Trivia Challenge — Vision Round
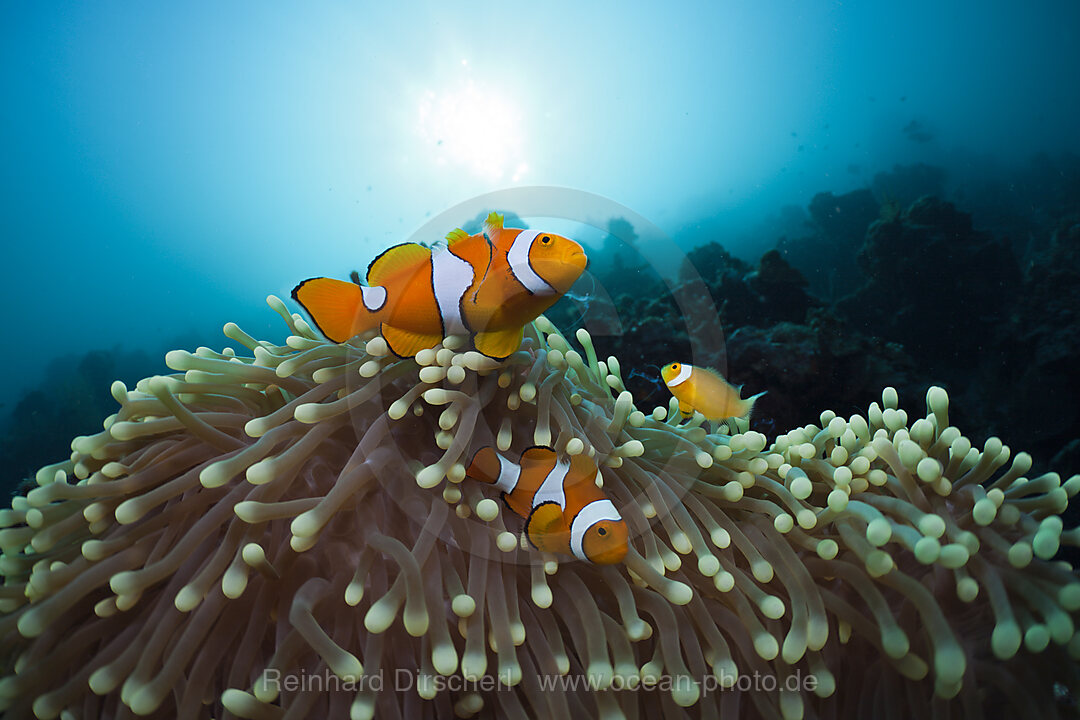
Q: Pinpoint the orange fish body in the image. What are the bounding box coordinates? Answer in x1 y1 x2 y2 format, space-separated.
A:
467 214 581 330
660 362 764 421
466 446 628 565
292 213 587 359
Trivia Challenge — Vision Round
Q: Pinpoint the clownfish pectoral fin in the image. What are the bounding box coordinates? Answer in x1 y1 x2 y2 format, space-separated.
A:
525 502 568 554
366 242 431 286
472 326 525 360
380 324 443 358
445 228 470 244
292 277 370 343
466 447 501 485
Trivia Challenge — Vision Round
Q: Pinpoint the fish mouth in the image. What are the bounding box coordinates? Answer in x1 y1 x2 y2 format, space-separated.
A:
589 542 628 565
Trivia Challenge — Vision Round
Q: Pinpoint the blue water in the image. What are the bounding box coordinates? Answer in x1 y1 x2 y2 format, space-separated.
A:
3 1 1080 488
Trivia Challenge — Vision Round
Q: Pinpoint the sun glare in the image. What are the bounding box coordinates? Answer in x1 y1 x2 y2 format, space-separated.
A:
417 79 528 182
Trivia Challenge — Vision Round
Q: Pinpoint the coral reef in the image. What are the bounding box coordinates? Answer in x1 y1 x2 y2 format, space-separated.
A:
871 163 946 210
576 188 1078 482
1008 221 1080 471
838 196 1020 371
952 153 1080 258
723 312 918 441
775 189 878 300
547 236 907 437
2 298 1079 719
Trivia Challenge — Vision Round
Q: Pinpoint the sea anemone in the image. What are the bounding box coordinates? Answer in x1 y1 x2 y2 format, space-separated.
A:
1 295 1078 719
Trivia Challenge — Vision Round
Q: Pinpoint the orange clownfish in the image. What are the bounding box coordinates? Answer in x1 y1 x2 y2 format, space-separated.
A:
292 213 588 359
466 446 628 565
660 362 765 421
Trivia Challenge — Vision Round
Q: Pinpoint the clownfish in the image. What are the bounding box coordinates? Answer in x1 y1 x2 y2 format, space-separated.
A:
660 362 765 421
466 446 628 565
292 213 588 359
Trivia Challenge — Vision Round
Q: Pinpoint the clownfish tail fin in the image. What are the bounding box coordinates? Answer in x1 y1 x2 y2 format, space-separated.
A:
466 447 501 485
742 390 767 418
292 277 387 343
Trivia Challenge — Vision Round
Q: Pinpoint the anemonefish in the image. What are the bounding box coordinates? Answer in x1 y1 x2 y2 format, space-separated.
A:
660 362 766 421
465 446 628 565
292 213 588 359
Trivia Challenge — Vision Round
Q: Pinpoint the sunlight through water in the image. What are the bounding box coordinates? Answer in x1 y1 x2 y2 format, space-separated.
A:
416 73 528 183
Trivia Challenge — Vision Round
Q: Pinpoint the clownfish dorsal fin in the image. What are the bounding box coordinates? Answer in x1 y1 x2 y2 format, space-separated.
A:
697 366 729 384
473 326 525 360
445 228 470 245
519 445 555 470
698 366 741 394
483 212 505 238
379 323 443 358
366 242 431 287
525 501 568 553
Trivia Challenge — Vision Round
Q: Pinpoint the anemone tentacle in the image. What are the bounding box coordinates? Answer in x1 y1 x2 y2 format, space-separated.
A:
1 296 1078 719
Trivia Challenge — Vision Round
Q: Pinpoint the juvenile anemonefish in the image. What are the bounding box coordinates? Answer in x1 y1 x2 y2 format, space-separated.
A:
292 213 588 359
466 446 628 565
660 362 766 421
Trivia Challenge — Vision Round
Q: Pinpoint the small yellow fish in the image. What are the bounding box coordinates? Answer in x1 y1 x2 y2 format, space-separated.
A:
660 362 765 421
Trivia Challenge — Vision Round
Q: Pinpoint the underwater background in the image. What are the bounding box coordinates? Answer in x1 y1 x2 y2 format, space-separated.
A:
6 4 1080 719
3 0 1080 501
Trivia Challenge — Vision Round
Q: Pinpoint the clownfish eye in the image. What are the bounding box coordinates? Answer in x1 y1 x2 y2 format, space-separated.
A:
597 527 607 536
671 363 679 370
541 235 551 244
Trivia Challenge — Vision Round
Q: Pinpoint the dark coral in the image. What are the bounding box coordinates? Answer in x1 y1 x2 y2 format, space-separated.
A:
546 179 1079 511
838 196 1021 371
1006 221 1080 472
724 310 918 439
777 189 880 300
0 349 168 496
871 163 946 209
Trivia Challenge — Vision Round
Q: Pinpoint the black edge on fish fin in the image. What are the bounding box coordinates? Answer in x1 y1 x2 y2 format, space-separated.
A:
524 501 563 551
427 255 448 341
290 277 333 341
519 445 556 465
291 277 366 343
472 326 524 360
366 242 430 286
379 323 442 358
